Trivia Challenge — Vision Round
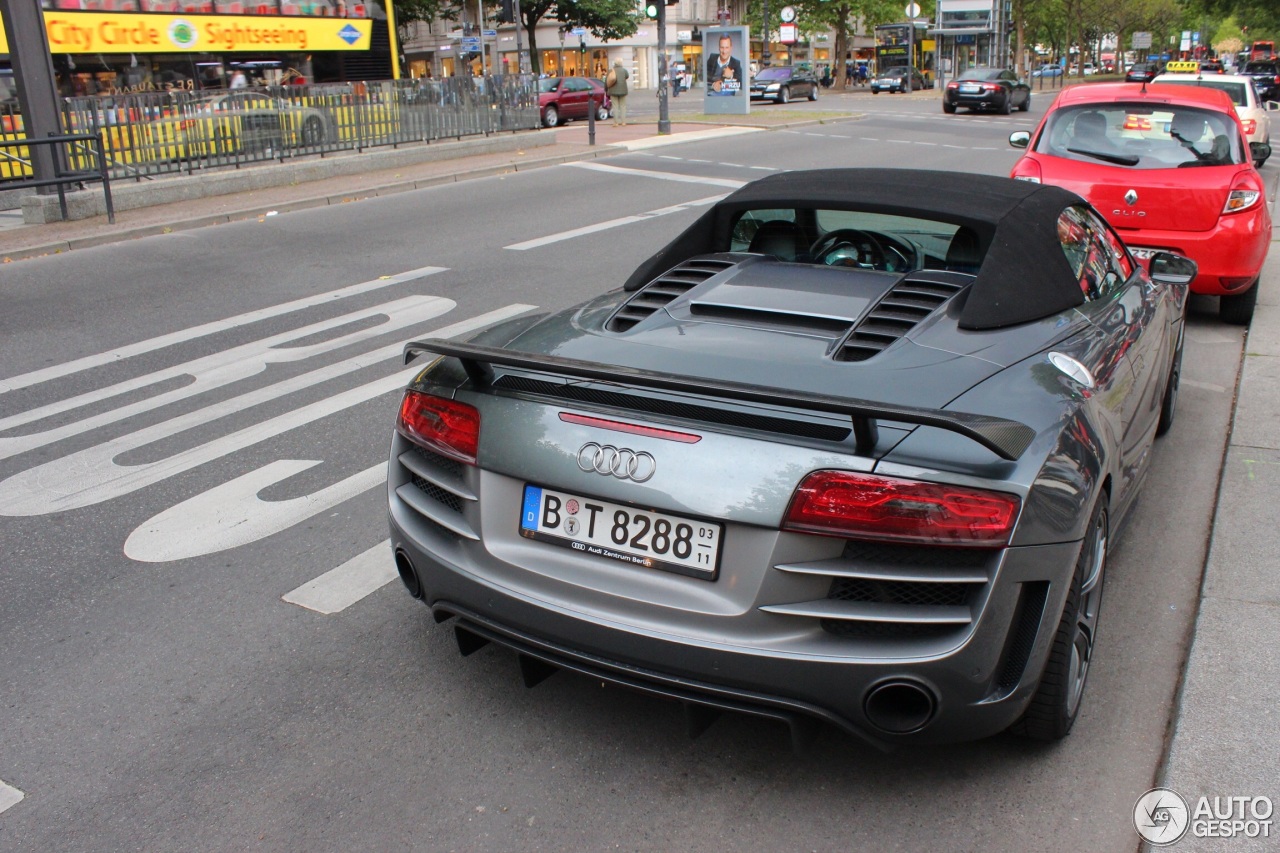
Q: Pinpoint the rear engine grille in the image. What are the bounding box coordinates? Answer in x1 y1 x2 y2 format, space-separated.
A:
411 476 463 513
765 539 997 641
834 275 969 362
994 581 1049 694
491 374 851 442
606 258 737 332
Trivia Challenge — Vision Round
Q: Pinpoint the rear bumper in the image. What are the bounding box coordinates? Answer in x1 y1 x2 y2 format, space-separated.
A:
390 496 1084 745
945 91 1005 109
1119 210 1271 295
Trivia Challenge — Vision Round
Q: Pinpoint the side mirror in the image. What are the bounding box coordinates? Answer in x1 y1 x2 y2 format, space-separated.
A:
1266 101 1280 112
1009 130 1031 149
1250 141 1272 162
1148 251 1197 285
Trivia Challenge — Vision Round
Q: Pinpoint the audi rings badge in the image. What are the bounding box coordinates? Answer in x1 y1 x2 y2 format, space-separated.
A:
577 443 657 483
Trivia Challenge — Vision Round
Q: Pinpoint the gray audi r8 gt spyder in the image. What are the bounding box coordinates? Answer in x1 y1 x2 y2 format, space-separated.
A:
387 170 1192 748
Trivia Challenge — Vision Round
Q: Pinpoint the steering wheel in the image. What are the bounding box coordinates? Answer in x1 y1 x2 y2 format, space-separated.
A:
810 229 887 269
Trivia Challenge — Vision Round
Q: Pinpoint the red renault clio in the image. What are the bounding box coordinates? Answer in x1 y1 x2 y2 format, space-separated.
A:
1009 82 1272 323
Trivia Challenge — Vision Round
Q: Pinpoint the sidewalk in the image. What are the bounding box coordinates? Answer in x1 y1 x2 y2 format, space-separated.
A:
1155 245 1280 848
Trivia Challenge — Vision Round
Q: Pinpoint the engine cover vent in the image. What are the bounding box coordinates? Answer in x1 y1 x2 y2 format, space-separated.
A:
607 257 737 332
833 273 970 362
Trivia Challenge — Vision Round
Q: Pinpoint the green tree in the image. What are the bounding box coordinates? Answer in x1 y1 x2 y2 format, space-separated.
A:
394 0 457 49
747 0 897 85
513 0 640 75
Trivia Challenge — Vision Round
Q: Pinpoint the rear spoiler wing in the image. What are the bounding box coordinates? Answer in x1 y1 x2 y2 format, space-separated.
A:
403 339 1035 462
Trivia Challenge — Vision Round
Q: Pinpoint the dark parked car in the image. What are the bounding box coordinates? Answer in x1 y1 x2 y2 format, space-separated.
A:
944 67 1031 114
389 169 1192 747
1125 62 1162 83
538 76 611 128
1241 61 1280 101
871 66 927 93
749 66 819 104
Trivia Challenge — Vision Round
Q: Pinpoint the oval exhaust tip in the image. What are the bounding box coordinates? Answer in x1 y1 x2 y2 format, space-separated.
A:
863 680 937 734
394 549 423 599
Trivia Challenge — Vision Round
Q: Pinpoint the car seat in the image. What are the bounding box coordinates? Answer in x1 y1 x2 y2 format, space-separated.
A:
1073 111 1111 148
945 226 983 275
747 220 808 262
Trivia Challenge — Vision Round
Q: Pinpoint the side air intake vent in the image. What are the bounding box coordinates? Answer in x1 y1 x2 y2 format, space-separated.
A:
834 275 969 362
606 258 737 332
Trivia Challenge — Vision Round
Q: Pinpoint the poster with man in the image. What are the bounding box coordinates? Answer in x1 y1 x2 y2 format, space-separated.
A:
703 26 750 115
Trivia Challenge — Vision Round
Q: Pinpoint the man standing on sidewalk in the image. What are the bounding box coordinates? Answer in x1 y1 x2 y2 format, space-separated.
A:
606 60 629 126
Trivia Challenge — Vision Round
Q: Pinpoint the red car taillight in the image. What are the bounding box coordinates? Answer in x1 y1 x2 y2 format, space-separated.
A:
1241 118 1257 135
947 81 959 89
782 471 1020 547
1123 114 1152 131
396 390 480 464
1011 157 1042 183
1222 173 1265 214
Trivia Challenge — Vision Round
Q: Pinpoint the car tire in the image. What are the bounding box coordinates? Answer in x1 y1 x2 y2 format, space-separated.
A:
808 85 818 102
943 101 957 114
998 93 1012 115
1156 325 1184 436
300 115 326 146
596 104 610 121
871 87 879 94
542 105 559 128
1019 91 1031 111
1220 281 1259 325
778 86 790 104
1008 498 1108 741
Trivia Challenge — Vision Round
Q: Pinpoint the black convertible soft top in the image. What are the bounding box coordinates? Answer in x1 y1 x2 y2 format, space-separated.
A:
623 169 1089 330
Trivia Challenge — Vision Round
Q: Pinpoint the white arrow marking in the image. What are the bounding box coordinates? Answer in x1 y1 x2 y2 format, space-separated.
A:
124 460 387 562
0 780 24 814
282 540 398 614
0 266 445 394
0 304 534 517
0 295 456 461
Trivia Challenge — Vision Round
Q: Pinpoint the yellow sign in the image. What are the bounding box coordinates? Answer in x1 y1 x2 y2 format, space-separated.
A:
1164 60 1200 73
0 11 372 54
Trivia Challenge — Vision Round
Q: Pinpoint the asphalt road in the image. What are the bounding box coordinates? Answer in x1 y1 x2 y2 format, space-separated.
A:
0 96 1253 851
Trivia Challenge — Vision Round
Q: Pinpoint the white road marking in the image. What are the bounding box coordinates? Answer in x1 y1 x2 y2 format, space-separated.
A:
0 780 23 814
124 460 388 562
1182 379 1228 393
611 126 763 150
0 267 445 394
658 155 683 160
505 195 726 250
0 305 534 517
561 161 747 188
687 158 711 163
282 540 397 614
717 162 743 168
0 296 456 461
749 165 776 171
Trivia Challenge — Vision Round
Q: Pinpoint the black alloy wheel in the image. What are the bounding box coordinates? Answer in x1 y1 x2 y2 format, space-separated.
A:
1009 499 1109 741
998 91 1012 114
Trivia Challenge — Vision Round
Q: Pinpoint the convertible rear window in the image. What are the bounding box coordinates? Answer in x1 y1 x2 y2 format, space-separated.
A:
728 208 972 274
1036 103 1246 168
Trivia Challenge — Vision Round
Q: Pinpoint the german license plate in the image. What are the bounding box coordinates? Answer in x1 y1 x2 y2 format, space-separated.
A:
519 484 722 580
1130 246 1175 260
960 84 980 93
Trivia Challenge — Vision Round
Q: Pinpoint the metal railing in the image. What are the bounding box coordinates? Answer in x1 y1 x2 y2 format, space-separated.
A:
0 132 114 222
1 75 540 186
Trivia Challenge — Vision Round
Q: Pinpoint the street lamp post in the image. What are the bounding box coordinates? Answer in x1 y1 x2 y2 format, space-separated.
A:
558 27 565 75
656 1 671 134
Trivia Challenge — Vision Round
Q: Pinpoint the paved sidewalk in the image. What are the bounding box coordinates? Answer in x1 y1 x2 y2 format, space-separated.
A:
1154 246 1280 849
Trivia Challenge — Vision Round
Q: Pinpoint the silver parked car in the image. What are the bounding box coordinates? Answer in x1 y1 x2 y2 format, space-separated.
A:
388 169 1191 748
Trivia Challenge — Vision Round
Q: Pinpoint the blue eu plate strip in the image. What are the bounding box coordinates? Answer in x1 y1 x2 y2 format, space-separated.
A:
521 485 542 531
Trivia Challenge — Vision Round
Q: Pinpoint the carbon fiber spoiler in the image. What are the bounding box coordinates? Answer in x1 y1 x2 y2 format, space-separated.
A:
403 339 1035 461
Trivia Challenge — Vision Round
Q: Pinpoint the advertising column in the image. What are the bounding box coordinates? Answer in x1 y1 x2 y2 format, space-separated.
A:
703 26 749 115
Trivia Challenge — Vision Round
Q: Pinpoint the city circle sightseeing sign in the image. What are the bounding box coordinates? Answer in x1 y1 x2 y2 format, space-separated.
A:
0 11 372 54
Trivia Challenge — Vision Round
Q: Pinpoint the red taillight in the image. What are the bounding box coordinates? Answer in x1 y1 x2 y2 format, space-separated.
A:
1241 118 1257 135
1011 157 1042 183
947 81 959 89
396 390 480 464
1123 114 1152 131
783 471 1020 547
1223 173 1264 214
983 83 1000 91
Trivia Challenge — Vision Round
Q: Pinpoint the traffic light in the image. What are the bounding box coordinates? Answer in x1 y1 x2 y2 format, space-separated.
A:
645 3 658 18
498 0 514 24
